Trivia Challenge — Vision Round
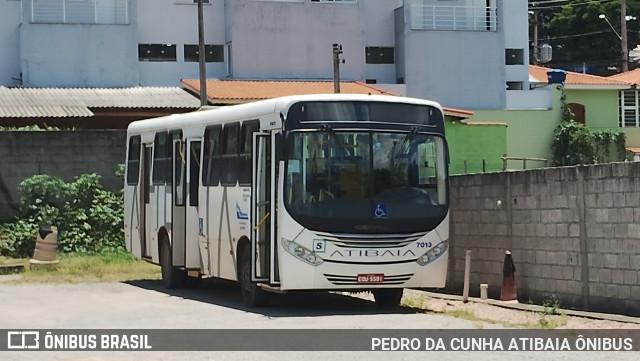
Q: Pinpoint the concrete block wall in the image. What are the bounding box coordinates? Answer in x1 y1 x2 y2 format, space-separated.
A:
448 162 640 315
0 131 126 220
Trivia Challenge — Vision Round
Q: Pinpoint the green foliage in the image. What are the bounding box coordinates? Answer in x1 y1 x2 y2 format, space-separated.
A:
550 119 596 166
550 90 626 166
0 125 61 131
0 170 124 258
534 0 640 72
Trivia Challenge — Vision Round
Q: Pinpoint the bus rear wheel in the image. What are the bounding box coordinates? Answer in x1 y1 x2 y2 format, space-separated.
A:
239 246 268 307
160 236 185 289
372 288 404 308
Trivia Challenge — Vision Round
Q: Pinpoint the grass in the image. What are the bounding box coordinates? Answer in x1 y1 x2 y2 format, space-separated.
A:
536 296 568 328
0 252 160 283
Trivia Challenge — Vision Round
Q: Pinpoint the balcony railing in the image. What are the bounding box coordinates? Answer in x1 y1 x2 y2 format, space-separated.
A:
32 0 129 25
410 5 497 31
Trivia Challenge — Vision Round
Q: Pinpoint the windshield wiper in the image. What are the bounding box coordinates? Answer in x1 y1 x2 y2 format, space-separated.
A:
391 127 419 168
320 124 351 156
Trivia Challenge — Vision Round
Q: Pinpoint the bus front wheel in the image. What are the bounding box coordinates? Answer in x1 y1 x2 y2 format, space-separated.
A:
160 236 185 289
239 246 268 307
372 288 404 308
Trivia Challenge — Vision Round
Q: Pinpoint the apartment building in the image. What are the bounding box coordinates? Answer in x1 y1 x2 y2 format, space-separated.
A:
0 0 530 109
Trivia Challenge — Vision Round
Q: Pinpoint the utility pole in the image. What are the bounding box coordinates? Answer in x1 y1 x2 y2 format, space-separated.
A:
332 43 343 93
197 0 208 106
621 0 629 72
532 9 539 65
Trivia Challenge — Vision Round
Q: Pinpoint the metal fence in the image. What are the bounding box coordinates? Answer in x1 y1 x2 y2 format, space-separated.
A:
410 5 497 31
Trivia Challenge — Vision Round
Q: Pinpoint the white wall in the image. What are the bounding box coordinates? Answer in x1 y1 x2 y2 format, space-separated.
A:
0 0 23 86
226 0 365 80
136 0 227 85
400 16 506 108
503 0 530 90
20 23 139 87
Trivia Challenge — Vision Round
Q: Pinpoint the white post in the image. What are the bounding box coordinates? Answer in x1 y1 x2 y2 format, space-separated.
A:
462 249 471 303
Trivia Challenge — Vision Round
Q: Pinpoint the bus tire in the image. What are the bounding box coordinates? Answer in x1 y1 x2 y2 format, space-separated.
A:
372 288 403 308
160 235 185 289
239 246 268 307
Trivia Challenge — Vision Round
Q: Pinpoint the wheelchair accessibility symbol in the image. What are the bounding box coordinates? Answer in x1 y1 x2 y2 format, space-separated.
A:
373 203 387 218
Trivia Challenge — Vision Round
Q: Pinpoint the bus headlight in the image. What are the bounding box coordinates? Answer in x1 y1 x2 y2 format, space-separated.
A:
416 239 449 266
282 238 324 266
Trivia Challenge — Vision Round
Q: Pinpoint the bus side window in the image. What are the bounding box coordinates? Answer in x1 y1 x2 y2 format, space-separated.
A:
221 123 240 186
167 130 182 185
203 125 221 186
189 141 201 207
174 141 186 206
126 135 141 186
152 131 169 185
238 120 260 186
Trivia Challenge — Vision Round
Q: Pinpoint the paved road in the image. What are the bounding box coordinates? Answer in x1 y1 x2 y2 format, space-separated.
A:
0 279 637 361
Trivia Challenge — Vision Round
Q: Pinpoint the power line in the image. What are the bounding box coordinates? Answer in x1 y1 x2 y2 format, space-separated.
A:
529 0 616 10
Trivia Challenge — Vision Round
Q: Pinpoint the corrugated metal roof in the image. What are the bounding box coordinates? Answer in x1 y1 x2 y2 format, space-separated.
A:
0 87 200 118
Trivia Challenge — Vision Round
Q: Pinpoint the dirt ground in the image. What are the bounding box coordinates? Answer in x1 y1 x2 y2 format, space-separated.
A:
401 290 640 329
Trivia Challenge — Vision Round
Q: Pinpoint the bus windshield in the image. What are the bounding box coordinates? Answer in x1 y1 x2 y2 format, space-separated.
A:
284 130 448 234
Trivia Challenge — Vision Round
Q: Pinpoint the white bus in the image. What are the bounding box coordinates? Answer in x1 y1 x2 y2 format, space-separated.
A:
124 94 449 307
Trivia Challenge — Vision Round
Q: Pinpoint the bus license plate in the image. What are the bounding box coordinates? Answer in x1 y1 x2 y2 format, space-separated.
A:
357 273 384 283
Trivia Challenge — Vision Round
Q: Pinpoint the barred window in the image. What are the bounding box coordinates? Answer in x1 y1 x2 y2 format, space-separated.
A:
619 90 640 127
32 0 129 25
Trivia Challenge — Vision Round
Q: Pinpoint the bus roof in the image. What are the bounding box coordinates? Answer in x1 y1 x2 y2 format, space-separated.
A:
126 93 443 136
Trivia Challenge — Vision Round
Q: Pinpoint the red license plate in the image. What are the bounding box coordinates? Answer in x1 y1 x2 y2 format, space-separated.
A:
357 273 384 283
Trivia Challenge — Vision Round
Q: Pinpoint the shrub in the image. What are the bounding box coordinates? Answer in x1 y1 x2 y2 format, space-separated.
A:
0 171 124 258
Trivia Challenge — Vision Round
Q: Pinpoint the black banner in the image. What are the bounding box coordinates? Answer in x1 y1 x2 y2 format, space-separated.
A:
2 329 639 352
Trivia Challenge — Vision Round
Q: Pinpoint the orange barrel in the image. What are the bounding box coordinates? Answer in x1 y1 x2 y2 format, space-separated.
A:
33 225 58 262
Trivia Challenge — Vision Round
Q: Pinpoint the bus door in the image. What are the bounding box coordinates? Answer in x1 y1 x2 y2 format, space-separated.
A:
186 139 203 269
141 144 152 259
251 132 277 283
172 139 186 268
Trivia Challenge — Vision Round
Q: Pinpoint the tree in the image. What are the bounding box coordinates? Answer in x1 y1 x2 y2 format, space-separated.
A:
530 0 640 74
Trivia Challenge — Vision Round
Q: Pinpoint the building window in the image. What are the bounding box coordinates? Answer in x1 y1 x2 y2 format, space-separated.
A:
366 79 377 84
226 42 233 76
173 0 210 4
506 82 523 90
506 49 524 65
32 0 129 24
311 0 356 3
619 90 640 127
184 45 224 62
365 47 394 64
410 0 497 31
138 44 177 62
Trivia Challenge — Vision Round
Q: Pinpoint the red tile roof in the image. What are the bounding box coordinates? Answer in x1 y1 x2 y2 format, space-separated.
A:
181 78 473 118
181 79 396 104
529 65 630 87
608 68 640 85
